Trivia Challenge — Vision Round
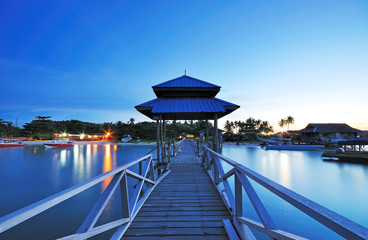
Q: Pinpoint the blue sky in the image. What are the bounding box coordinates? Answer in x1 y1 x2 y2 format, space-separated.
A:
1 0 367 131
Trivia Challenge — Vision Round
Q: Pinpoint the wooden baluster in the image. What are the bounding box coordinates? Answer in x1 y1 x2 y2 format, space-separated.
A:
120 171 130 219
235 171 243 218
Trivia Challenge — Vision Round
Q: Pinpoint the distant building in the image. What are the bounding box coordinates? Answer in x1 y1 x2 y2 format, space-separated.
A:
297 123 361 141
359 131 368 139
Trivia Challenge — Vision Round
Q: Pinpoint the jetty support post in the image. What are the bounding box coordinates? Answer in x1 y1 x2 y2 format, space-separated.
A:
206 119 209 144
160 115 165 163
213 113 218 153
156 119 160 164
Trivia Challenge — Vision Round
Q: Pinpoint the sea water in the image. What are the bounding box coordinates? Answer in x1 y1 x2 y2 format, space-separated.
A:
221 145 368 239
0 144 367 239
0 144 154 239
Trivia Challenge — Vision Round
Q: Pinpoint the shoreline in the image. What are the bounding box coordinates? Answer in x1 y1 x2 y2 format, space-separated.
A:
222 141 260 146
23 141 156 146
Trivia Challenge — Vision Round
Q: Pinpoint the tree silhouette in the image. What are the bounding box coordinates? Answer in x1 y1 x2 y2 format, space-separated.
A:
36 116 51 121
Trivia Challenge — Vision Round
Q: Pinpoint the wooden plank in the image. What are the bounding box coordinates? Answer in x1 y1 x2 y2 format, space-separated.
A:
129 221 224 228
143 202 226 207
145 198 225 203
125 227 227 236
136 211 230 217
123 236 228 240
139 206 228 211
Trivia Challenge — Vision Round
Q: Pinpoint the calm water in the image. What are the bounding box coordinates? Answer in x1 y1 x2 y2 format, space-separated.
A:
0 144 367 239
0 144 154 239
221 145 368 239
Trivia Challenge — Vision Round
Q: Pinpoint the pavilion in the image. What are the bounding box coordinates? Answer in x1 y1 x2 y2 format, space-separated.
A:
135 74 239 162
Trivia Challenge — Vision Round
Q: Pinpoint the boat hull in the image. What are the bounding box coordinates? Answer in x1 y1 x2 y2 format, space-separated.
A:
264 144 325 150
44 143 73 148
321 151 368 163
0 144 24 148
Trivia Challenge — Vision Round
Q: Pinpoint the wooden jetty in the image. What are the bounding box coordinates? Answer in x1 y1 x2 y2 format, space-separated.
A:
124 141 232 239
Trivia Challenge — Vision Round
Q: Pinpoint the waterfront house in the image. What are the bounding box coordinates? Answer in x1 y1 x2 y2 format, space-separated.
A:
297 123 361 142
359 131 368 139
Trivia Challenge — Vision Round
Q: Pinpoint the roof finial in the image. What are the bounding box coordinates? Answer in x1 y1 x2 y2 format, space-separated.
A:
184 69 186 75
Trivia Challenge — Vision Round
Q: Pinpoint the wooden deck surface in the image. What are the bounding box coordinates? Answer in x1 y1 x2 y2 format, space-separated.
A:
123 141 231 239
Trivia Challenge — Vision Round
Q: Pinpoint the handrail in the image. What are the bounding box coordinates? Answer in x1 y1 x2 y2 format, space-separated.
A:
201 144 368 240
173 139 185 156
0 154 171 239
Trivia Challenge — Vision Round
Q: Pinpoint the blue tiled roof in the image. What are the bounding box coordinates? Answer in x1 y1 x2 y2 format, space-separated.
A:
152 75 220 88
136 98 237 113
135 97 239 120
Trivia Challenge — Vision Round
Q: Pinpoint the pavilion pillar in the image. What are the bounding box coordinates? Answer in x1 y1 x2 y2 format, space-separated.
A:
156 119 160 163
160 115 165 163
213 113 218 153
163 119 167 162
206 119 209 143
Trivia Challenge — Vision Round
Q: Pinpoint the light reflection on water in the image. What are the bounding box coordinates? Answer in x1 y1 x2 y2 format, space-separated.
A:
0 143 153 239
102 144 117 189
279 153 290 188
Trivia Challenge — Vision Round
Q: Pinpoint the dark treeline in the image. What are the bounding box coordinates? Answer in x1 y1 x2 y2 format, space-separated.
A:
223 117 274 141
224 117 274 134
0 116 212 140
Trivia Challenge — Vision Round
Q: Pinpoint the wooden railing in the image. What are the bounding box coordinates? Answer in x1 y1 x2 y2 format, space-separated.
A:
173 139 185 156
0 154 170 239
201 144 368 240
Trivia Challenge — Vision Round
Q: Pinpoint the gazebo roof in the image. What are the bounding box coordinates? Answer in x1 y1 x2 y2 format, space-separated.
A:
152 75 220 97
136 75 239 120
135 97 239 120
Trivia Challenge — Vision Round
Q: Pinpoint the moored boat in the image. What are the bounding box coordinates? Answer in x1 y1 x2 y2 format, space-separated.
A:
0 139 24 148
44 141 73 148
322 148 368 163
121 135 132 143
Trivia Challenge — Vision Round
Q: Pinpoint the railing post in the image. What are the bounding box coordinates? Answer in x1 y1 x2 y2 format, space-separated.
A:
167 142 171 162
120 171 130 218
235 171 243 218
139 162 142 175
213 156 219 184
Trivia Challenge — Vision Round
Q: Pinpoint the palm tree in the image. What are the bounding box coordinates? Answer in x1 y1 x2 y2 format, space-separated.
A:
36 116 51 121
253 119 260 130
285 116 295 131
128 118 135 125
224 120 232 133
278 119 285 129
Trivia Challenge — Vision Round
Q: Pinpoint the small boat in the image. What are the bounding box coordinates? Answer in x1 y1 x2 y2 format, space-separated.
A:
121 136 132 143
322 148 368 163
0 139 24 148
263 144 325 150
44 141 73 148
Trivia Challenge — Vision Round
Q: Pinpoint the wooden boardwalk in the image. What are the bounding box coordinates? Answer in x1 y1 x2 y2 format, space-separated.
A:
124 141 231 239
